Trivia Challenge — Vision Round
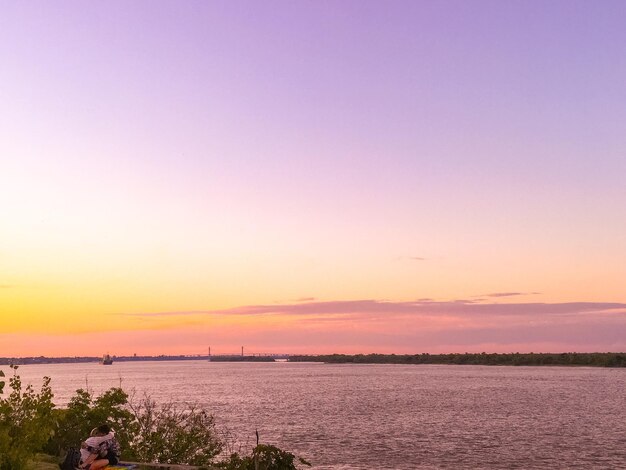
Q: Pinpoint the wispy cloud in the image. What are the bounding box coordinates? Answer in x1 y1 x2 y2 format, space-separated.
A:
394 256 428 262
483 292 541 298
116 299 626 319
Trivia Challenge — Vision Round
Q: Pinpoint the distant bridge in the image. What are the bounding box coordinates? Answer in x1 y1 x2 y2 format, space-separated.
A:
193 347 292 360
178 348 291 360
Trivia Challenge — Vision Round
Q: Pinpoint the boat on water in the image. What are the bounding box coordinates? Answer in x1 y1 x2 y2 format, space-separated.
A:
101 354 113 365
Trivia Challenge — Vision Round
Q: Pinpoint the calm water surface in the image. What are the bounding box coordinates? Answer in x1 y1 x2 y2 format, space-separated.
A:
13 361 626 469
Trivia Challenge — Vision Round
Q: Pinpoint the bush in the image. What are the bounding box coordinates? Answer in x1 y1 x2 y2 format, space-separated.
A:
46 387 136 456
47 388 222 466
0 365 55 470
219 444 311 470
125 394 223 465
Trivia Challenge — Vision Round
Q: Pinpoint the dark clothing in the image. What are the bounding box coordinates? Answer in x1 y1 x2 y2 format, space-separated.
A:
98 436 121 464
105 450 119 465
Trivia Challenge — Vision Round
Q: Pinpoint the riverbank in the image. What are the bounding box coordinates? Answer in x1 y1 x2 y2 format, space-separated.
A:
6 351 626 367
289 352 626 367
0 355 276 366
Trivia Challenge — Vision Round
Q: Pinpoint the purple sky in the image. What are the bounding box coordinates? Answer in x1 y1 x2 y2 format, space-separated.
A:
1 1 626 355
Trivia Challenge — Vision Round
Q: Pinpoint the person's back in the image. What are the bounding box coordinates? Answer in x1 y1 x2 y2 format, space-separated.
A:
79 426 115 469
99 433 121 465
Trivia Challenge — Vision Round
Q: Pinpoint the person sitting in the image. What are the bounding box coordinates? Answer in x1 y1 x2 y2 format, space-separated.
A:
96 424 121 466
79 425 115 470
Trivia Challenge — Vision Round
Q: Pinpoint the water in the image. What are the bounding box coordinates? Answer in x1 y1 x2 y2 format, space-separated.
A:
10 361 626 469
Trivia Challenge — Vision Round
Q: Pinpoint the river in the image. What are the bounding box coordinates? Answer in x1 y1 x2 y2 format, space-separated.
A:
11 360 626 469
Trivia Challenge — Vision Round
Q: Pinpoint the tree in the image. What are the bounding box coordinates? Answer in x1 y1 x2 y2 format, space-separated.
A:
47 386 136 456
0 365 55 470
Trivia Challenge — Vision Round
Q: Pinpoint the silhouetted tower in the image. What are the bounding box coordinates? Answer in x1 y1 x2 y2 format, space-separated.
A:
241 346 244 357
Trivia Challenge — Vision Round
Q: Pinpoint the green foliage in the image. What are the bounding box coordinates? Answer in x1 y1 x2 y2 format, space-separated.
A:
46 387 136 456
125 395 222 465
219 444 311 470
0 365 55 470
48 388 222 466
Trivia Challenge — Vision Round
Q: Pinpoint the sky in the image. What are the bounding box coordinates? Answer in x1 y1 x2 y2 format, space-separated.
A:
1 0 625 357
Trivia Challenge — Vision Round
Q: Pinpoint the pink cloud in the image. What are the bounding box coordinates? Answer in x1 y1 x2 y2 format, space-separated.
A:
3 300 625 356
116 299 626 319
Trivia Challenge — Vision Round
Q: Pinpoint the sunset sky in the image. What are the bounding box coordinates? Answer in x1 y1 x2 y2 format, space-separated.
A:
1 1 625 356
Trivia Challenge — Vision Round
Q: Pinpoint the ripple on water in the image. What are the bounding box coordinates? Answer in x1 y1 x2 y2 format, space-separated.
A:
13 362 626 469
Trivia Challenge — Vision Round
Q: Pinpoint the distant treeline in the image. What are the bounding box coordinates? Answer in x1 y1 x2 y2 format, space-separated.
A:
5 352 626 367
288 352 626 367
0 355 207 366
0 354 277 366
0 356 98 366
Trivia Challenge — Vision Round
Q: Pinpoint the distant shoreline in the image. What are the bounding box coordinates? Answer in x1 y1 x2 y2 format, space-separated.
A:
289 352 626 367
0 354 275 365
2 352 625 367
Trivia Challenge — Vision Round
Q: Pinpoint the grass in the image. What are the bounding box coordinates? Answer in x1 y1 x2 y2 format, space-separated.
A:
31 453 60 470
